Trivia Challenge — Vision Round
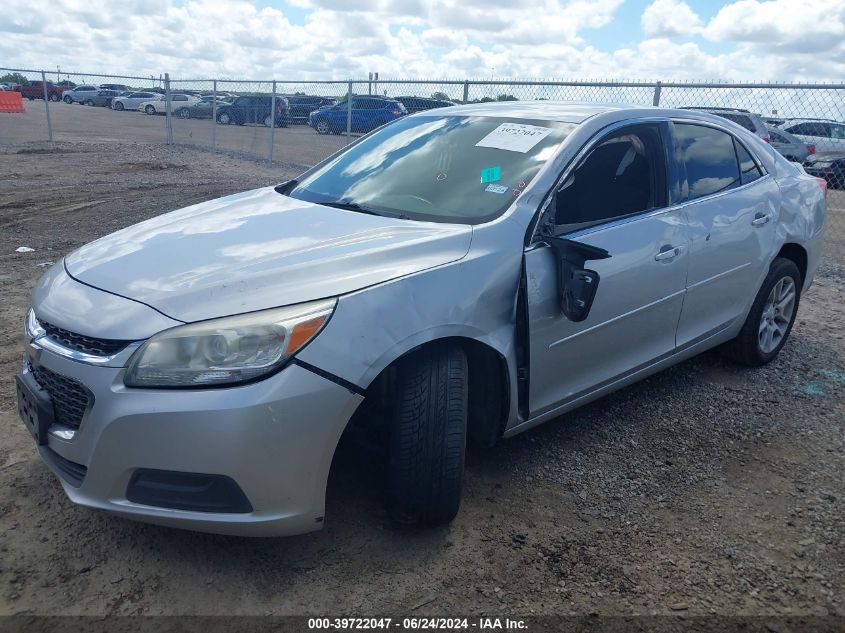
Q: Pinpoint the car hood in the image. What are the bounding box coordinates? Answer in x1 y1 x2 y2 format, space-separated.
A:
64 187 472 323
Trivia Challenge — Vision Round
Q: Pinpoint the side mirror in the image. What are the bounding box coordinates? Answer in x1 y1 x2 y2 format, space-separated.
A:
542 236 611 322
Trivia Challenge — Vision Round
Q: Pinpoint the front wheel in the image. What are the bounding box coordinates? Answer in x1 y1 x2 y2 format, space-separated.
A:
49 93 60 102
144 104 156 115
388 344 467 526
113 101 124 111
85 99 94 106
177 107 190 118
314 119 330 135
63 95 72 103
722 257 801 367
216 111 231 124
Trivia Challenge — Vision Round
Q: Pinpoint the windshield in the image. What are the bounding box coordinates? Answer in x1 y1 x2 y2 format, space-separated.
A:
287 115 574 224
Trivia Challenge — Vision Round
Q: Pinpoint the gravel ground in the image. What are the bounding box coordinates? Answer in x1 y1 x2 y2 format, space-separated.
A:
0 142 842 618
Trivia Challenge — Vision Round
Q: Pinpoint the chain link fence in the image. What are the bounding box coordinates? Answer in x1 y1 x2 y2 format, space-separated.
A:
1 68 843 263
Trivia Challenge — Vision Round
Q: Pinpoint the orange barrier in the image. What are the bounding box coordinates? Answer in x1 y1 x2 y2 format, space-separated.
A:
0 91 25 113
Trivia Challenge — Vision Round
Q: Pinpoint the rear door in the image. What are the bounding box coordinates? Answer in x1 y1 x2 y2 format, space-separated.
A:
525 122 690 415
671 122 778 348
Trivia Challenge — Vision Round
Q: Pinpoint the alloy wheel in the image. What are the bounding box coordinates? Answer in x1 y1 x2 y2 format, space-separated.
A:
758 276 796 354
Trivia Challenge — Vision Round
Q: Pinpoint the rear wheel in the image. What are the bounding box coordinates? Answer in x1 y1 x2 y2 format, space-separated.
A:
63 95 72 104
388 344 467 526
85 99 94 106
144 104 156 115
216 111 231 124
722 257 801 367
49 93 60 102
315 119 330 135
113 101 124 111
177 108 190 118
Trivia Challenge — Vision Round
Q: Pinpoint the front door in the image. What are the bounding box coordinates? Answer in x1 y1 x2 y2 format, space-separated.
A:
526 123 690 415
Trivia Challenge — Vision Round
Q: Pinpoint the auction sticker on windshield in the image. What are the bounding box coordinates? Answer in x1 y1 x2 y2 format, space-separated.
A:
476 123 553 153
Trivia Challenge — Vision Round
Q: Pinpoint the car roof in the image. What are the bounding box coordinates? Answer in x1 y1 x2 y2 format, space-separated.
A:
411 101 631 123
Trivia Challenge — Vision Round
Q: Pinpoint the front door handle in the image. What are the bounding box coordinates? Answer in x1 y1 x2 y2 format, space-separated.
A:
752 212 771 227
655 245 683 261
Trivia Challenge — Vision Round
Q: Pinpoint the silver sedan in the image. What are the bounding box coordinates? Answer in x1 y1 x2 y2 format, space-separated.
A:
17 103 826 536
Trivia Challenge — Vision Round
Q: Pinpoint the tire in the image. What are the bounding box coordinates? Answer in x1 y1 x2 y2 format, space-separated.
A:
144 104 156 115
114 101 124 111
216 111 231 124
49 93 60 102
177 108 190 118
315 119 330 135
85 99 94 106
722 257 801 367
63 95 72 103
264 114 273 127
388 344 468 526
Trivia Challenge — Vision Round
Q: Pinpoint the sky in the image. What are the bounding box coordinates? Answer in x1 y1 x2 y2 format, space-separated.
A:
1 0 844 82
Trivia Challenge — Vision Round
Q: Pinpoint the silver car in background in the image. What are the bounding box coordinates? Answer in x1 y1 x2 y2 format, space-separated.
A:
767 126 813 162
17 103 826 536
111 91 163 111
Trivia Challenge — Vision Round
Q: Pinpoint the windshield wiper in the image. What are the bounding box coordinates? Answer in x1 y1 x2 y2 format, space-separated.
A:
320 199 408 219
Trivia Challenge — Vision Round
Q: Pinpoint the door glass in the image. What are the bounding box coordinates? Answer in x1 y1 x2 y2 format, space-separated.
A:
555 125 665 229
674 124 741 200
734 140 763 185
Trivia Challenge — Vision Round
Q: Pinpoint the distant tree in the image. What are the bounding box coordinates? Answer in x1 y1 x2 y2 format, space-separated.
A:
0 72 29 85
496 94 517 101
477 96 495 103
431 91 450 101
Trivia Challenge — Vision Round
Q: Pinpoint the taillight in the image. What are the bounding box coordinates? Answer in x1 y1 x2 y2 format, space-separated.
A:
390 108 402 116
813 176 828 200
807 144 816 154
762 136 770 143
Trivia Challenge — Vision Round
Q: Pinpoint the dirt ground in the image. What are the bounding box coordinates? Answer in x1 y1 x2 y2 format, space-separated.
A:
0 141 842 618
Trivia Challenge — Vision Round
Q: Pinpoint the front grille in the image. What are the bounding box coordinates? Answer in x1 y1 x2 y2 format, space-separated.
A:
40 320 129 356
31 365 92 430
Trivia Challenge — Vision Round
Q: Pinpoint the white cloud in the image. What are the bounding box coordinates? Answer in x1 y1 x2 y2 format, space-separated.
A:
641 0 703 38
0 0 845 84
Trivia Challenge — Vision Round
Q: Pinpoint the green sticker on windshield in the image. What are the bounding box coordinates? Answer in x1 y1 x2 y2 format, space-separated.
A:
480 166 501 183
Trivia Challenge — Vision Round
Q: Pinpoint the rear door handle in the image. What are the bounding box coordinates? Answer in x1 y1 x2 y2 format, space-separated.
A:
655 245 683 261
752 212 771 227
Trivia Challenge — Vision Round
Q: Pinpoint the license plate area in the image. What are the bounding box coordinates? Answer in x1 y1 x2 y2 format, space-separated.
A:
16 372 54 446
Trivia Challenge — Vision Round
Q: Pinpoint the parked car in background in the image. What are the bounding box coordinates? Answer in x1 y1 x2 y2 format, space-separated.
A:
112 92 163 111
16 104 825 536
308 96 406 134
779 119 845 153
286 96 337 124
766 126 813 162
16 81 63 102
99 83 131 92
395 96 455 114
681 107 770 142
176 99 232 119
84 89 123 108
0 82 20 91
62 85 99 104
803 152 845 189
215 95 290 127
139 93 201 115
200 94 232 103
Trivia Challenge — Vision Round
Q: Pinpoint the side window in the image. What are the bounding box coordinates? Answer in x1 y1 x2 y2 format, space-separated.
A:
734 140 763 185
831 125 845 140
674 124 741 200
555 125 666 228
234 97 249 106
768 130 788 143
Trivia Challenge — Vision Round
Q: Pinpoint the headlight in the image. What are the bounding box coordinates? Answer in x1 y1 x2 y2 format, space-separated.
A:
124 298 335 388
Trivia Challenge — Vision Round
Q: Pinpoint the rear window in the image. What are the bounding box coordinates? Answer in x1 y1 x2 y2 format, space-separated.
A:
289 115 574 224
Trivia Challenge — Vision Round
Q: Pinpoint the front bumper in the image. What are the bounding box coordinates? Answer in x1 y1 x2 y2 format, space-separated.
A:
19 341 363 536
